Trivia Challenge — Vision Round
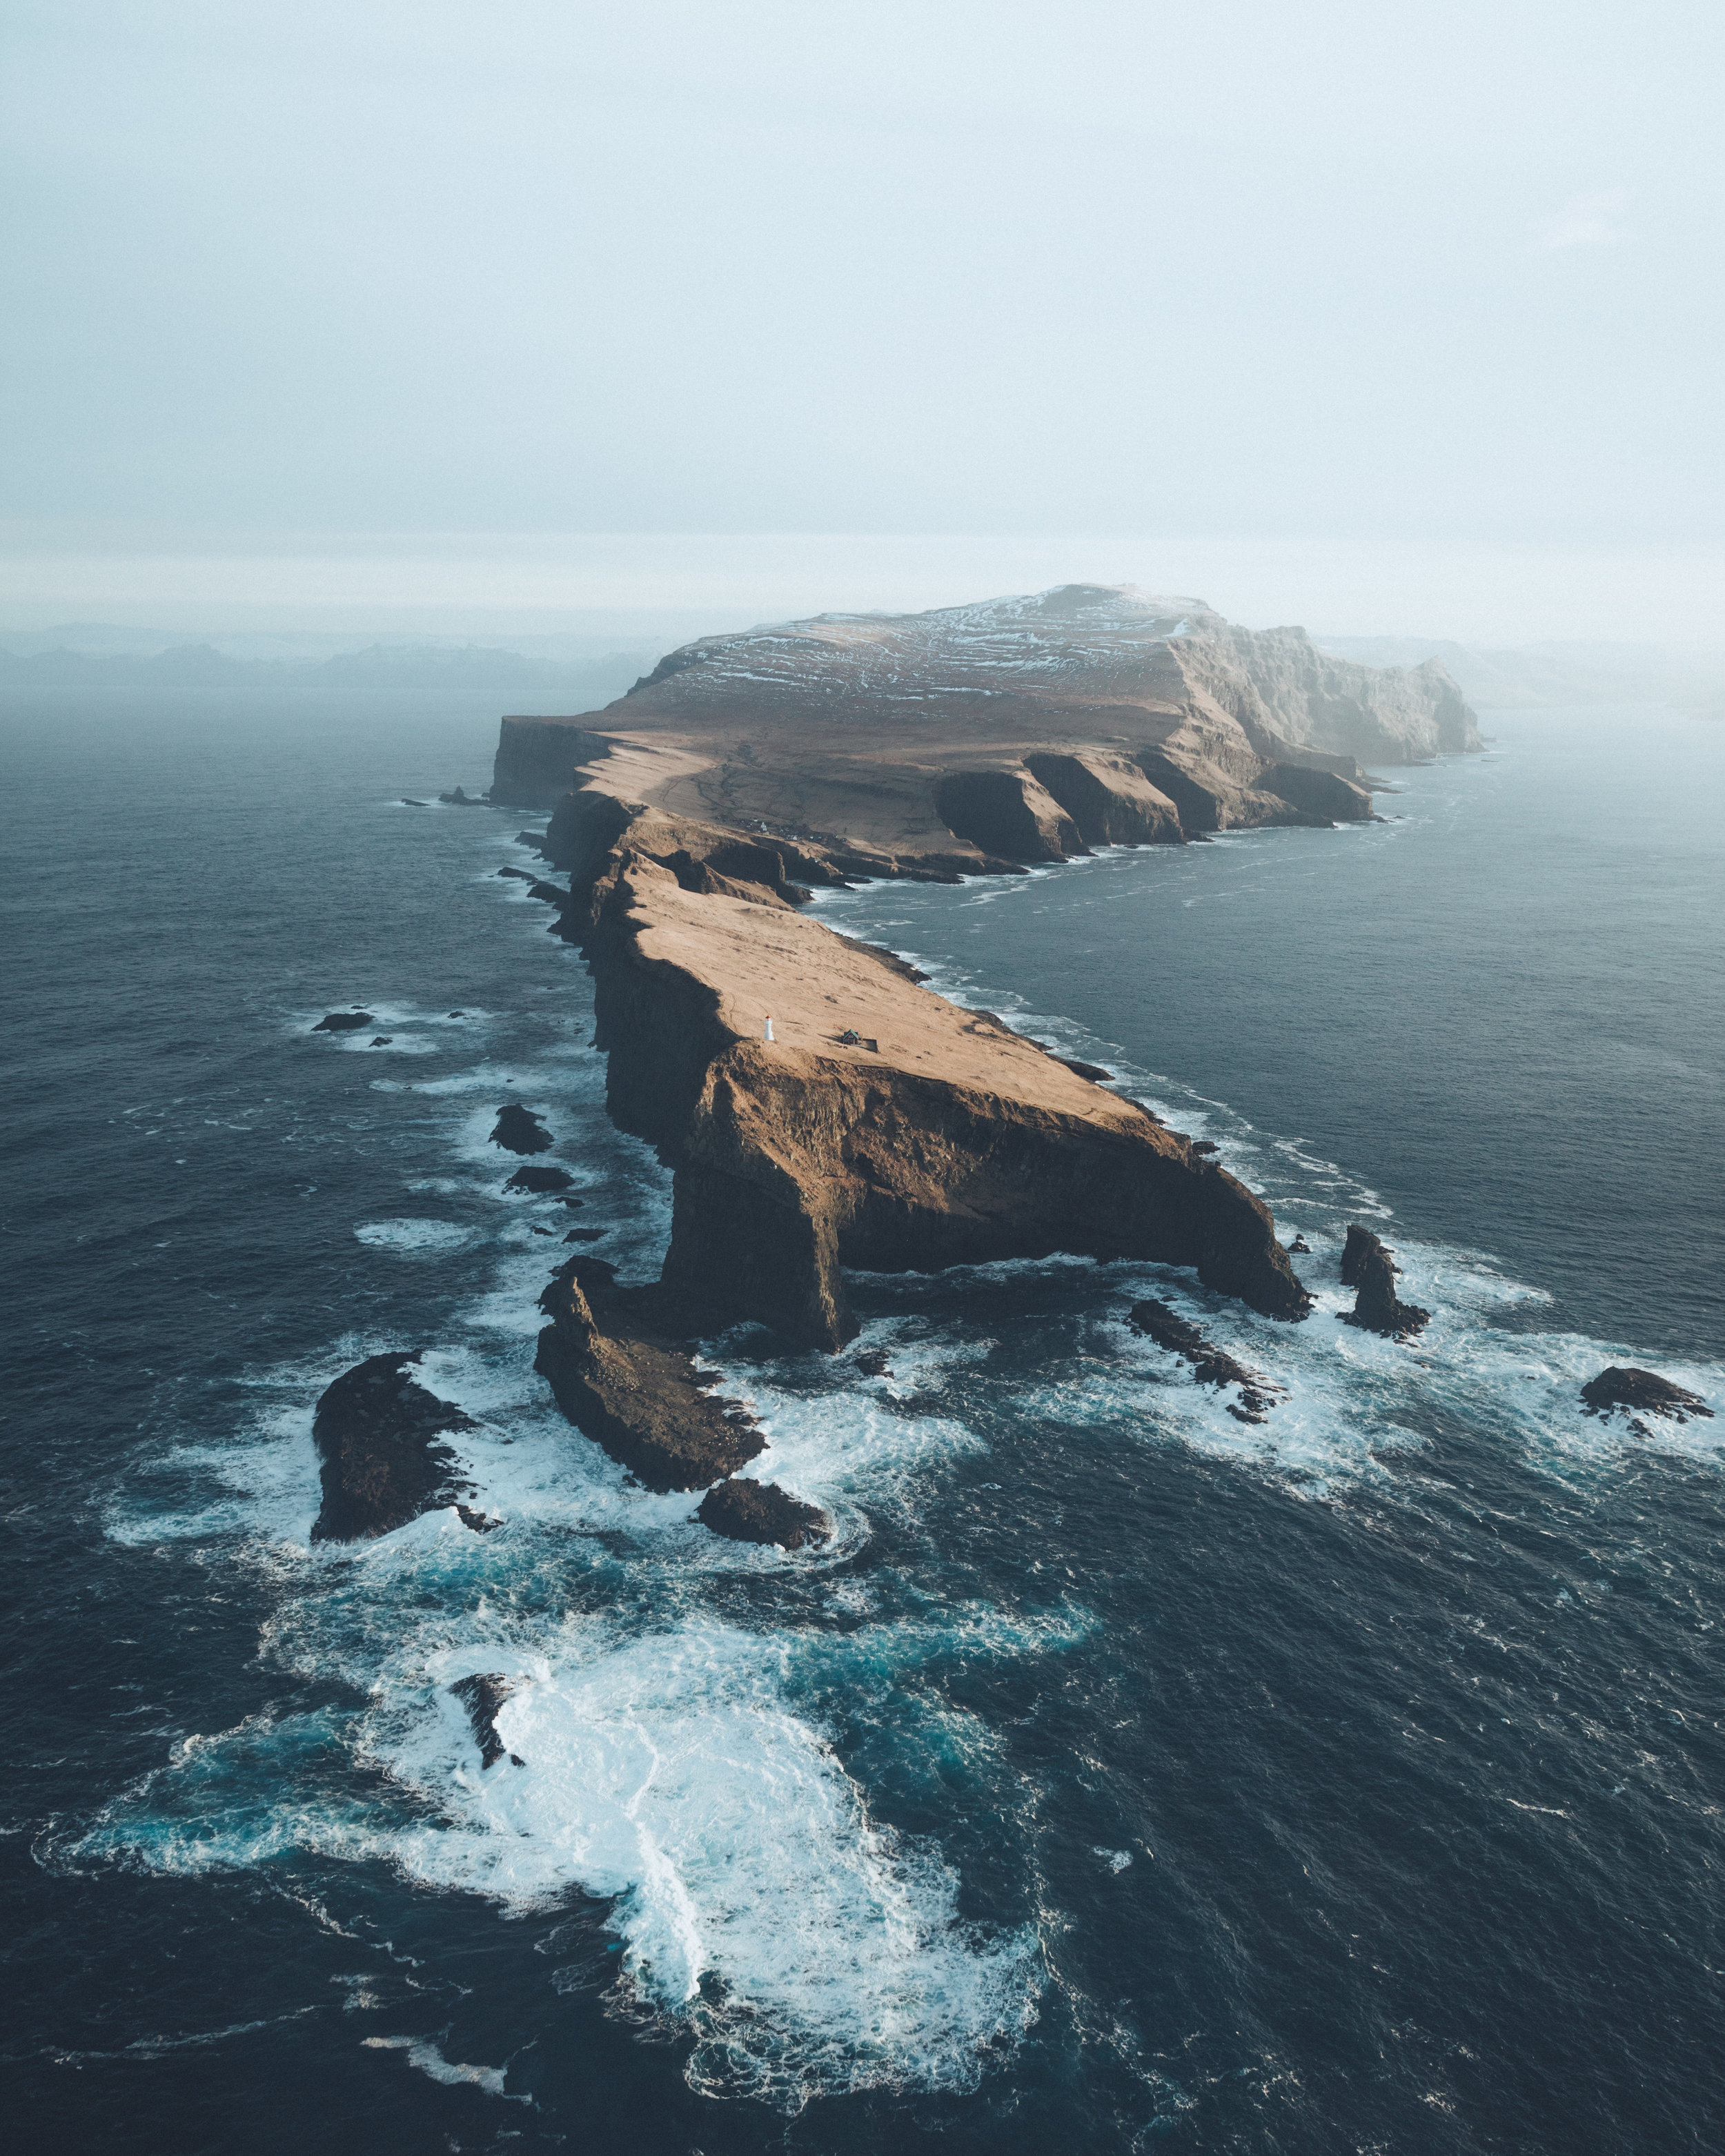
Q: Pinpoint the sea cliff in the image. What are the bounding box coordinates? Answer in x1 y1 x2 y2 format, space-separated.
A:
486 582 1483 1494
492 583 1478 835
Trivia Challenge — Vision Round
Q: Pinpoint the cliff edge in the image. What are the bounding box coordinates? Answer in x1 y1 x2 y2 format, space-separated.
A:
540 811 1310 1354
492 584 1479 840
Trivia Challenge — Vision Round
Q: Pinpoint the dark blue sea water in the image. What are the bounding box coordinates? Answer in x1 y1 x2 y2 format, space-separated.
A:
3 690 1721 2155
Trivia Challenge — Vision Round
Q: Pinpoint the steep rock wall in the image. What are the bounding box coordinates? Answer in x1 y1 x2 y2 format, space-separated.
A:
569 845 1311 1352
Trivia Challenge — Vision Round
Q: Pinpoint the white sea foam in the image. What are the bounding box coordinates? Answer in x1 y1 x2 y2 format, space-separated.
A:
88 856 1725 2120
361 2033 526 2099
354 1218 477 1255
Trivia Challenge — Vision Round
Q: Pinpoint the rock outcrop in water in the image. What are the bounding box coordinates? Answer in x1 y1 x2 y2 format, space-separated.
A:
1340 1225 1430 1340
477 584 1433 1525
504 1162 575 1195
313 1010 374 1033
1128 1296 1283 1423
448 1672 521 1769
491 1105 553 1154
696 1478 831 1550
1581 1366 1713 1431
535 1258 767 1490
310 1352 477 1541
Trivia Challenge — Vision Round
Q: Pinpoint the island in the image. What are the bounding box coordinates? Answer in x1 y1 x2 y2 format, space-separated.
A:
477 585 1477 1516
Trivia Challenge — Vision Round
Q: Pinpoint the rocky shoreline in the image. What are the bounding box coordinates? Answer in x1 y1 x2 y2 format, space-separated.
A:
301 584 1708 1561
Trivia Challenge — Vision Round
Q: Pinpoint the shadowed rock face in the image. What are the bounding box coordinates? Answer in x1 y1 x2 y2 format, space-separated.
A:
934 768 1083 862
1024 751 1185 847
1340 1225 1431 1340
310 1352 477 1541
696 1478 831 1550
534 1260 766 1490
448 1672 520 1769
1581 1367 1713 1425
491 1104 553 1154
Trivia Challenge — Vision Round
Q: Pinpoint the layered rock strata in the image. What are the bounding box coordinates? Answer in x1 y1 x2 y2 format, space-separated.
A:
491 585 1477 855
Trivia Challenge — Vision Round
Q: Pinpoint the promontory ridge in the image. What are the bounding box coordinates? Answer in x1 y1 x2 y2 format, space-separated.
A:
453 585 1468 1525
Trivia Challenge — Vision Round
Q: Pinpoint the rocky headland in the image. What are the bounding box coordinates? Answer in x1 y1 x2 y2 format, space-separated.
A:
491 583 1478 848
465 584 1491 1521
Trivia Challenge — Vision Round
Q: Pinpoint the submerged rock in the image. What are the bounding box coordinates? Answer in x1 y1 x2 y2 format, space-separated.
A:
851 1347 894 1378
1287 1234 1312 1254
439 786 489 806
313 1010 373 1033
310 1352 477 1541
491 1104 553 1154
503 1162 575 1194
1127 1297 1283 1423
1581 1366 1713 1428
696 1477 831 1550
1340 1225 1430 1340
448 1672 520 1768
369 1036 392 1046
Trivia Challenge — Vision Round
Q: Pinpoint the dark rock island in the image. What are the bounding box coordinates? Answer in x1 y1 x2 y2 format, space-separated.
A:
1340 1225 1430 1341
311 1352 478 1541
1581 1366 1713 1433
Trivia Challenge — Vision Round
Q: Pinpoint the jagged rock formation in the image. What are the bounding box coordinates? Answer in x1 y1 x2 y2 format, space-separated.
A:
490 586 1477 851
1340 1225 1431 1341
503 1162 575 1194
1581 1366 1713 1430
1127 1296 1283 1423
310 1352 477 1541
313 1010 373 1033
491 1104 553 1154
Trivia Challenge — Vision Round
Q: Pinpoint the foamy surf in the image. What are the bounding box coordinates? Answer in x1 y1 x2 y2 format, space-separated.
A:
69 814 1723 2130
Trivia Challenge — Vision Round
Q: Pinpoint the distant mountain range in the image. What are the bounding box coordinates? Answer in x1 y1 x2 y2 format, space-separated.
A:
0 633 662 707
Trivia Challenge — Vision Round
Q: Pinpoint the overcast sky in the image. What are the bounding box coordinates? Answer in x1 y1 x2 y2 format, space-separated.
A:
3 1 1721 640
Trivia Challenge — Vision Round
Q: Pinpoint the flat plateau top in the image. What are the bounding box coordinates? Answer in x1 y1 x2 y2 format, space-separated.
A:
620 856 1152 1131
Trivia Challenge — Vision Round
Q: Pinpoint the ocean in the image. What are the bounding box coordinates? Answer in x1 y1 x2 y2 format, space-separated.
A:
3 688 1720 2154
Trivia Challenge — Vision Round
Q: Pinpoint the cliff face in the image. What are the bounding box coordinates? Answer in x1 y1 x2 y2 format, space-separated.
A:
563 847 1310 1351
491 584 1479 827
